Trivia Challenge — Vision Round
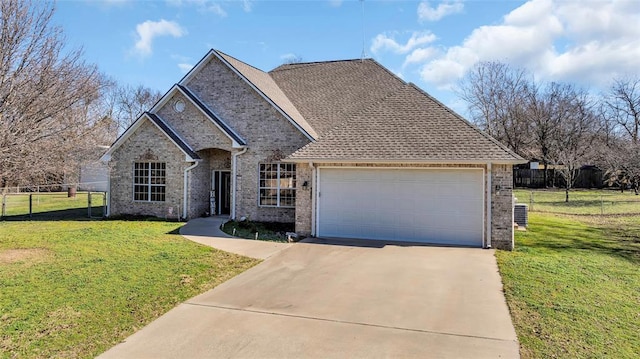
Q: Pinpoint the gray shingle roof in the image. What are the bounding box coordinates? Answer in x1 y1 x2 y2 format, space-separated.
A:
270 59 406 137
270 60 522 162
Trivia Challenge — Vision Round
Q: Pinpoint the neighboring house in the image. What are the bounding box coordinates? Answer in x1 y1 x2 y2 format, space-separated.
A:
101 50 524 250
79 161 109 192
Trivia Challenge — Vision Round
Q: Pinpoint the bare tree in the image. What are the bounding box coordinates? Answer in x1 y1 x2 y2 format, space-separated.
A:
598 76 640 193
548 86 599 202
282 54 303 65
602 140 640 194
0 0 103 188
606 77 640 143
458 61 532 156
113 84 162 134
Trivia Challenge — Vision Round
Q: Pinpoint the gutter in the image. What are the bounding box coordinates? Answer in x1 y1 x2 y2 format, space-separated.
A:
183 160 201 220
283 158 527 165
231 147 248 220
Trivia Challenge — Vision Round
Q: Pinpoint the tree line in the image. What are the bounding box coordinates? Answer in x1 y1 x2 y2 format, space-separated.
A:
0 0 160 189
458 61 640 200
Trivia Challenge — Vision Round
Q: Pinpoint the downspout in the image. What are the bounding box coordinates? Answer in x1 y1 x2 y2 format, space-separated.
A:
310 162 316 236
231 147 248 220
183 160 200 220
486 163 492 249
106 167 111 217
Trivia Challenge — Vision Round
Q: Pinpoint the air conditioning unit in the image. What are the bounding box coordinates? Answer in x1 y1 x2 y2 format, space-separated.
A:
514 204 528 228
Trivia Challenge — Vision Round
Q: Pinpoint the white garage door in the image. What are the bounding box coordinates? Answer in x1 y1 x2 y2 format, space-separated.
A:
317 168 484 247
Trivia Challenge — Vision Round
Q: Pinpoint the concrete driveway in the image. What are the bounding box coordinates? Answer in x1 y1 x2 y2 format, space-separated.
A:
100 237 519 358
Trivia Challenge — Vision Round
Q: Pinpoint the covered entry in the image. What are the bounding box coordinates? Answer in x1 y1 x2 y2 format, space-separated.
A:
316 167 484 246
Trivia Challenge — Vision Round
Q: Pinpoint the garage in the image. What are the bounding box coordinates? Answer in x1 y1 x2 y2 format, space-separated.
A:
317 168 484 247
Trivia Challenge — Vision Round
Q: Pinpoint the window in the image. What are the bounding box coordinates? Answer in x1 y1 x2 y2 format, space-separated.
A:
259 163 296 207
134 162 166 202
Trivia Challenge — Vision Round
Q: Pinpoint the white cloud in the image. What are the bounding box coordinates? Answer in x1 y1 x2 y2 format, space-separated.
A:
418 1 463 22
329 0 343 7
371 31 436 54
165 0 229 16
178 63 193 73
403 47 438 67
242 0 252 12
133 19 186 58
207 2 227 17
413 0 640 89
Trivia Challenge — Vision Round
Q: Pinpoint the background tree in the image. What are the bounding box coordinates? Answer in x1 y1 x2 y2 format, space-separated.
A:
600 76 640 193
606 77 640 143
113 84 162 134
458 61 532 156
547 87 599 201
0 0 104 188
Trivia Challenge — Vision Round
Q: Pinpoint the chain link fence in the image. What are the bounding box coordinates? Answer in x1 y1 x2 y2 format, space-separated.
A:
1 191 107 220
513 189 640 215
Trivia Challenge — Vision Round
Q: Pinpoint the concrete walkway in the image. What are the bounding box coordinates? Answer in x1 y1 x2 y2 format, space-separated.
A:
99 221 520 359
179 216 292 259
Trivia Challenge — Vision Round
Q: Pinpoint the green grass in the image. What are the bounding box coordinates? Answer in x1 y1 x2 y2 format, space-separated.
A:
1 192 106 219
0 220 259 358
221 220 295 242
496 212 640 358
514 188 640 215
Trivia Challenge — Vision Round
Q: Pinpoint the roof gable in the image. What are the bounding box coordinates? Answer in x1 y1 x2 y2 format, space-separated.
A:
179 49 317 140
150 84 246 148
101 112 200 162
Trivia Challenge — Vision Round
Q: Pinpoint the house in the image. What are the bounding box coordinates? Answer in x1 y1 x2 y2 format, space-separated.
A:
79 161 109 192
101 50 525 250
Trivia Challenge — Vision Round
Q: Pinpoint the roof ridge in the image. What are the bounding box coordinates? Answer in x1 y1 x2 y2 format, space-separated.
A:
406 83 524 161
270 58 375 73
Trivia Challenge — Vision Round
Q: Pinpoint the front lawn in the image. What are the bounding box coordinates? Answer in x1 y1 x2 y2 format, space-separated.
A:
0 220 259 358
497 212 640 358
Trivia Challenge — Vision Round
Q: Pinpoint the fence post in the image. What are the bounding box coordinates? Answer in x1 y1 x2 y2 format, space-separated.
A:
530 191 534 211
88 191 92 218
1 194 5 219
102 192 107 218
29 193 32 219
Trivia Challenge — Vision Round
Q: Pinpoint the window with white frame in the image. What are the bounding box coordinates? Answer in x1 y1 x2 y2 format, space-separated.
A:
133 162 166 202
259 163 296 207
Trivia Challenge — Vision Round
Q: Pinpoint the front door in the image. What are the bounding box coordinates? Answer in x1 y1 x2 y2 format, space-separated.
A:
212 171 231 215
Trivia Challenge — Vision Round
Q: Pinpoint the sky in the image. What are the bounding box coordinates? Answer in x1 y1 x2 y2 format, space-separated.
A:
54 0 640 115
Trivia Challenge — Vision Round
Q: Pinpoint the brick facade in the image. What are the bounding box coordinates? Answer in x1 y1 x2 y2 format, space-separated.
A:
110 54 310 224
490 164 514 250
108 120 186 219
183 56 309 223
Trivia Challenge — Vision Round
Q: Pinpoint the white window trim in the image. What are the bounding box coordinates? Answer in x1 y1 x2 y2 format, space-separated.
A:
133 162 167 203
258 162 296 208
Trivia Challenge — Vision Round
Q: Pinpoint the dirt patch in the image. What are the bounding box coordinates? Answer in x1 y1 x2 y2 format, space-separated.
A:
0 248 51 264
